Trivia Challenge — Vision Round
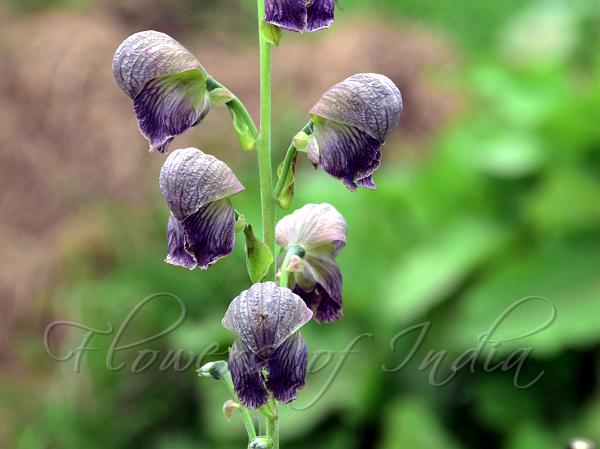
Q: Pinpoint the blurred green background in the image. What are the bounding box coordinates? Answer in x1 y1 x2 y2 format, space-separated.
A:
1 0 599 448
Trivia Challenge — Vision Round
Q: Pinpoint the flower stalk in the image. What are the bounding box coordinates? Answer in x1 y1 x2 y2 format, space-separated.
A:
256 0 276 282
222 371 258 441
273 122 313 201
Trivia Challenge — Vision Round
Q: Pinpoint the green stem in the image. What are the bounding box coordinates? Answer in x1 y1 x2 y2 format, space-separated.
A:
265 397 279 449
222 372 257 441
207 76 259 146
256 0 276 282
273 122 313 200
278 245 305 288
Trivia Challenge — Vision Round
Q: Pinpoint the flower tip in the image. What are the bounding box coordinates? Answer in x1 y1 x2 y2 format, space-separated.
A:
197 360 229 380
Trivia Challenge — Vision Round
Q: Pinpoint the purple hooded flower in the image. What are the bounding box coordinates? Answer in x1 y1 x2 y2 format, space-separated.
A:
222 282 313 408
113 30 211 153
264 0 335 33
160 147 244 270
276 203 347 323
308 73 403 190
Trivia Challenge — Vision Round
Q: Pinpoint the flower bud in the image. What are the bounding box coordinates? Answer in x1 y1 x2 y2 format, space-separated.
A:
197 360 229 380
276 204 347 323
248 436 274 449
264 0 335 33
160 148 244 270
308 73 403 190
113 31 211 153
223 399 241 418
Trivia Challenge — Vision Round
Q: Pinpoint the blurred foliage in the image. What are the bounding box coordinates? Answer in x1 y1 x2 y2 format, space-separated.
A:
5 0 600 448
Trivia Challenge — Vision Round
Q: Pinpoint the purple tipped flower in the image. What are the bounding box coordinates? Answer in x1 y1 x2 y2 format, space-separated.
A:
113 30 210 153
308 73 403 190
264 0 335 33
276 203 347 323
160 148 244 270
222 282 313 408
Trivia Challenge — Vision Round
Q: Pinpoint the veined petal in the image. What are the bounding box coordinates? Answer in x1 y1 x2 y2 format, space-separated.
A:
275 203 346 251
180 199 236 270
229 339 269 409
159 148 244 221
308 117 382 191
166 213 196 269
134 70 210 153
307 0 335 31
294 250 343 323
264 0 307 32
113 30 205 99
222 282 313 358
266 332 308 403
310 73 403 143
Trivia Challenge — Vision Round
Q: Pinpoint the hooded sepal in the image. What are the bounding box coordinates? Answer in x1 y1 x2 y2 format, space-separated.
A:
222 282 312 358
159 148 244 221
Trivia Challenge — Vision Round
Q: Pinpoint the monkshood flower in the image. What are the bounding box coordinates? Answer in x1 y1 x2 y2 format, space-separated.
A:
276 203 347 323
113 30 211 153
159 147 244 270
308 73 403 190
222 282 313 408
264 0 335 32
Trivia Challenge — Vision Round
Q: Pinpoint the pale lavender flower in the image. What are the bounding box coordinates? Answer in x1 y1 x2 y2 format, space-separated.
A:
160 148 244 270
276 203 347 323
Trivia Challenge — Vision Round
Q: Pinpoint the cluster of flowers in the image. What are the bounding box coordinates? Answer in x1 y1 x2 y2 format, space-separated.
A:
112 1 402 409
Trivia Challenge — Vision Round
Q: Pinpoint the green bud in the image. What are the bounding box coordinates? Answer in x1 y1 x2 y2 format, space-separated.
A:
275 151 297 210
228 104 257 151
260 21 282 47
223 399 241 419
235 212 247 233
209 87 236 105
197 360 229 380
292 131 311 152
248 436 274 449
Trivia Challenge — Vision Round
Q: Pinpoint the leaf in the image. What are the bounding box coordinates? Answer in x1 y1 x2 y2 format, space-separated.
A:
382 218 509 324
260 21 282 46
243 225 273 283
275 151 298 210
227 104 256 152
445 237 600 356
380 397 464 449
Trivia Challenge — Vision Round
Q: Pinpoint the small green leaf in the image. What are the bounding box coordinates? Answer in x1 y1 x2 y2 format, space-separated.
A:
243 225 273 283
208 87 235 105
260 21 282 46
227 104 256 151
275 151 298 210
